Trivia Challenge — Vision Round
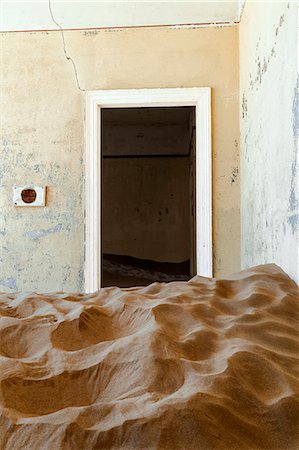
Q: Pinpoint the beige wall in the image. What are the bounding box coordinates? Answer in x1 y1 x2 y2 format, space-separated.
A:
0 26 240 292
239 2 298 283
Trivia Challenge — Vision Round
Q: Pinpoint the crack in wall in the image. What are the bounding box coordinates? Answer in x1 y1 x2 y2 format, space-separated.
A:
48 0 85 92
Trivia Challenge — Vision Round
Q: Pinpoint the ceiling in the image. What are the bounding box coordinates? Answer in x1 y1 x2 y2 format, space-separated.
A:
1 1 243 32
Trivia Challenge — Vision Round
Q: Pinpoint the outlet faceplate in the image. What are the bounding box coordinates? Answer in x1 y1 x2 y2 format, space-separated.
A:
13 186 46 207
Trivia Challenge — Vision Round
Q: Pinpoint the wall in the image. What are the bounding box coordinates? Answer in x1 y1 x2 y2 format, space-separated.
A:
102 157 190 263
101 107 191 157
239 2 298 283
0 25 240 292
102 107 192 263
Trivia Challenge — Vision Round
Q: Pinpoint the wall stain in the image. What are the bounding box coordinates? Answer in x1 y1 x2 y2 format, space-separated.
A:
288 75 299 234
249 13 286 91
78 269 84 289
104 28 124 33
28 31 49 35
275 14 285 37
288 214 298 233
292 75 299 145
0 277 17 290
231 167 239 184
254 55 269 86
24 223 63 241
82 30 100 36
1 138 11 146
33 164 41 173
242 93 248 119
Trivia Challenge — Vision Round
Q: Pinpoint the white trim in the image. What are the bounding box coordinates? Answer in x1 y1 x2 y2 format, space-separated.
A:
85 87 212 293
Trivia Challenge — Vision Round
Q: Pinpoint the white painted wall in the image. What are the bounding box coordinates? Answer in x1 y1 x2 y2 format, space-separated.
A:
1 1 240 32
239 2 298 283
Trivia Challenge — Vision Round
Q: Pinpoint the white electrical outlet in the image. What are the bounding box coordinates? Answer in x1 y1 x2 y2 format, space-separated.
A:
13 186 46 207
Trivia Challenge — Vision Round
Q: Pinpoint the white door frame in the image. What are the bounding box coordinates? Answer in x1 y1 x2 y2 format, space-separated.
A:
85 87 212 293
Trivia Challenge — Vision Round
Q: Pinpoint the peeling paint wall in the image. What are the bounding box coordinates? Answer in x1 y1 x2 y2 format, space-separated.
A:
239 2 298 283
0 26 239 292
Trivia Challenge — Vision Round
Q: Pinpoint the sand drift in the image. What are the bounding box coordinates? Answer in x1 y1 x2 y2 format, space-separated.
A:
0 264 298 449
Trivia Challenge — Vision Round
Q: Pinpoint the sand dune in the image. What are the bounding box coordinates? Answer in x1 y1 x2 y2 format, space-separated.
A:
0 264 298 449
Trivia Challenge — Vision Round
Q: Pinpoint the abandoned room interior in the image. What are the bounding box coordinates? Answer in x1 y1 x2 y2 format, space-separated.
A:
101 106 195 287
0 1 298 449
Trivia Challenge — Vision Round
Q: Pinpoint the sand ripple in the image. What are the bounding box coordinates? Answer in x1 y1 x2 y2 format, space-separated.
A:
0 264 298 449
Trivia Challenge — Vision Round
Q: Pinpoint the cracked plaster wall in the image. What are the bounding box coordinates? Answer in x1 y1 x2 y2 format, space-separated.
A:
239 2 298 283
0 25 239 292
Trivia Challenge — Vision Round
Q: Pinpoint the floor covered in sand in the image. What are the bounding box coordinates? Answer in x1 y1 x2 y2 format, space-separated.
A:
0 264 298 449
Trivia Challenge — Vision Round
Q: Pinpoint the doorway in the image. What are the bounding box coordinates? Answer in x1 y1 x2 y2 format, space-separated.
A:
101 107 195 287
85 88 212 292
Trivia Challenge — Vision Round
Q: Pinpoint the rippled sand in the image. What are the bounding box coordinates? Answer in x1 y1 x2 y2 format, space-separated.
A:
0 264 298 449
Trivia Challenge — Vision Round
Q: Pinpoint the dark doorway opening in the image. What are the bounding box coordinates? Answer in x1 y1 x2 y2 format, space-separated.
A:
101 106 196 287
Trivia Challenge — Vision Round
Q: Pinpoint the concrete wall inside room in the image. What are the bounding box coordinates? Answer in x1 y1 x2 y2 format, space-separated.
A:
0 25 240 292
101 107 193 264
239 2 298 283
